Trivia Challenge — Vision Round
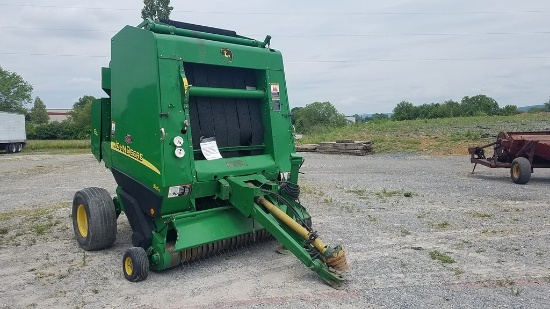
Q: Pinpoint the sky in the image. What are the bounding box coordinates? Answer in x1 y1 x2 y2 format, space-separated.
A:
1 1 549 115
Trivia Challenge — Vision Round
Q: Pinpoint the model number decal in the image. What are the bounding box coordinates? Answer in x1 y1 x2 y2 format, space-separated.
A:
110 141 160 175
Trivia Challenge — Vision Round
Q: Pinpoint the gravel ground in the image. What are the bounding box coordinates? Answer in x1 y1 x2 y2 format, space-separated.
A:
0 152 549 309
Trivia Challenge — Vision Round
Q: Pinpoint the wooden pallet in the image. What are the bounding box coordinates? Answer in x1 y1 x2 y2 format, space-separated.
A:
296 140 374 155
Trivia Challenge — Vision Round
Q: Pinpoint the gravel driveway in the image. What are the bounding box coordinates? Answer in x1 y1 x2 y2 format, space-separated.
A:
0 152 549 308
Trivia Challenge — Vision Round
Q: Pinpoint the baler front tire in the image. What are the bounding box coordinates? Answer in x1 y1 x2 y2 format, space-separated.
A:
72 187 117 251
123 247 149 282
510 157 531 184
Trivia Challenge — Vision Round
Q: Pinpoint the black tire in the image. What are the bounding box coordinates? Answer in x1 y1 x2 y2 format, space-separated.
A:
10 143 16 153
72 187 117 250
510 157 531 184
122 247 149 282
16 143 22 152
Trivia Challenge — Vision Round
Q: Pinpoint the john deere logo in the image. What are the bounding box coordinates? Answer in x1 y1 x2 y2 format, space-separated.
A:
221 48 233 61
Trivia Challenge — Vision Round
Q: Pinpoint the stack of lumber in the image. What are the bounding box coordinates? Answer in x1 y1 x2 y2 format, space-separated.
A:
295 144 318 152
296 140 374 155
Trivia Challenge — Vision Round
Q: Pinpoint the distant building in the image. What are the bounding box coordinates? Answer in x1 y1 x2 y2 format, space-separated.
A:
345 116 356 124
47 109 71 122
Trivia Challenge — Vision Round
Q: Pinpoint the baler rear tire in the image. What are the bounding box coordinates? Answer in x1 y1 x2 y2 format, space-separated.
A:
72 187 117 251
510 157 531 184
123 247 149 282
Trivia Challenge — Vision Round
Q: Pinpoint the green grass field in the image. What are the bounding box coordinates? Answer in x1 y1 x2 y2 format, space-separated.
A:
24 140 90 154
299 113 549 155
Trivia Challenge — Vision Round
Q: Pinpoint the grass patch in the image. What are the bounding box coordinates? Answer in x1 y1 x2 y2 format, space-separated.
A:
32 222 55 235
429 250 456 264
510 286 521 296
470 211 493 218
374 188 401 199
345 188 413 200
453 267 465 276
496 279 515 287
298 184 315 195
322 197 333 204
345 189 367 197
299 113 550 155
431 221 451 229
0 202 70 222
24 140 90 154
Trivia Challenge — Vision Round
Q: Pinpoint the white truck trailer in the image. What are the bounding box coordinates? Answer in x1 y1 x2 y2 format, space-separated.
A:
0 111 26 153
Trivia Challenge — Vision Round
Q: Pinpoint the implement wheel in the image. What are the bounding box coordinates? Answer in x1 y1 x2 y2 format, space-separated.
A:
123 247 149 282
72 187 117 250
510 157 531 184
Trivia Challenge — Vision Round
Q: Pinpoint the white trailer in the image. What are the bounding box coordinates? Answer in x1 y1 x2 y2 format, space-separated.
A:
0 112 26 153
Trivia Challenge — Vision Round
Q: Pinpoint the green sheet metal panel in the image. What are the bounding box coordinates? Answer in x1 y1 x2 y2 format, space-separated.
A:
110 26 164 187
90 99 102 162
172 207 256 251
193 154 278 182
155 33 284 71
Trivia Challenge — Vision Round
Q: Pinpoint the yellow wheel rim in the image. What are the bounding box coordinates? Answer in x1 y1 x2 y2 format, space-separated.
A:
124 256 133 275
512 164 519 179
76 204 88 238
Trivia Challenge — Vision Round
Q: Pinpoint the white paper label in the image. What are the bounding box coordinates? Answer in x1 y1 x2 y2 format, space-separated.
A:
200 138 222 160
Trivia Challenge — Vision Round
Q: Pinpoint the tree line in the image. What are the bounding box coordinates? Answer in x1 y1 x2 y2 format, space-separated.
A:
391 95 521 121
25 96 95 140
0 65 94 140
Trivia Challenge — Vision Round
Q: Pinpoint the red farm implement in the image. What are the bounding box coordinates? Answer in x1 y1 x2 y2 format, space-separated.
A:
468 131 550 184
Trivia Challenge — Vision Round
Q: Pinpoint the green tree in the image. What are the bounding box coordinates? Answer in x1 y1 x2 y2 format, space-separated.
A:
460 95 500 116
294 101 346 134
30 96 49 124
392 101 416 121
68 96 95 139
440 100 461 118
499 105 519 116
353 114 368 123
141 0 173 21
370 113 389 121
0 66 33 113
290 106 303 125
544 98 550 112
